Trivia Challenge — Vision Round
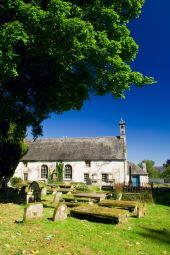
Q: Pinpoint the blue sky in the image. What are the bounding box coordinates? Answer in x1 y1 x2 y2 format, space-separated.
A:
28 0 170 166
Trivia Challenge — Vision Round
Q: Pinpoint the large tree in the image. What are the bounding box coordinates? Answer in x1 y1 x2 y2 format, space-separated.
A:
0 122 28 184
0 0 155 178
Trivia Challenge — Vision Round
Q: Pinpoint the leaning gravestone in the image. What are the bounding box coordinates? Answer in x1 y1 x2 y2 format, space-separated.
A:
28 181 41 203
23 203 43 221
52 204 67 221
53 192 62 203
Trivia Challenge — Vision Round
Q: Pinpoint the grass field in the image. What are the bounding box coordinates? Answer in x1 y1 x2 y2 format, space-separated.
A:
0 199 170 255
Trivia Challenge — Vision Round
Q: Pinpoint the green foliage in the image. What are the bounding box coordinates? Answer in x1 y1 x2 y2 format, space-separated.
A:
56 161 64 182
139 160 160 178
0 0 155 137
75 182 89 191
122 191 153 203
0 122 28 179
160 160 170 178
10 176 23 188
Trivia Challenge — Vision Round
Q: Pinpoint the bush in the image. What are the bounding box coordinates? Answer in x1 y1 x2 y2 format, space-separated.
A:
75 183 89 191
10 177 23 188
122 191 153 203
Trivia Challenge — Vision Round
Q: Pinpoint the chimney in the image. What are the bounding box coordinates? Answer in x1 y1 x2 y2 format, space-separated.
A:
142 161 147 172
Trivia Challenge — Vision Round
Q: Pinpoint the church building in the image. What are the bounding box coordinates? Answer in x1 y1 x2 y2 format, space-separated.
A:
14 120 148 186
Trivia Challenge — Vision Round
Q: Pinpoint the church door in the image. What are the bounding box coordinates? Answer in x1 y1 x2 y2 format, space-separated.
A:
132 176 140 187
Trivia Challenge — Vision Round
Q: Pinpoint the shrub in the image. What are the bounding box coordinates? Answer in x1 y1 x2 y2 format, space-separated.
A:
122 191 153 203
10 177 23 188
75 183 89 191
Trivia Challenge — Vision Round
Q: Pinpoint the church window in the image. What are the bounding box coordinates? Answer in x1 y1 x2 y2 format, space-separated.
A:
92 173 97 183
41 165 48 179
24 173 28 181
23 161 27 167
84 173 89 183
64 165 72 180
85 161 91 167
102 173 109 183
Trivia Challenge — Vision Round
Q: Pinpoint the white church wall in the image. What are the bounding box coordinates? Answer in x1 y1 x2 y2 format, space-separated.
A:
14 162 56 181
62 160 126 183
14 160 127 184
140 175 148 185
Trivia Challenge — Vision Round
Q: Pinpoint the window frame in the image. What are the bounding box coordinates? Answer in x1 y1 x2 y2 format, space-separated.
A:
23 173 28 181
85 160 91 167
41 165 48 179
84 173 89 183
64 164 72 180
102 173 109 183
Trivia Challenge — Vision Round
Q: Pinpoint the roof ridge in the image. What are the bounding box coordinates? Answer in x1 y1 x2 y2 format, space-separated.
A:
25 136 119 141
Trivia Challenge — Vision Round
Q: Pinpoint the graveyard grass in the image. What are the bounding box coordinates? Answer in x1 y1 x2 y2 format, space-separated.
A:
0 200 170 255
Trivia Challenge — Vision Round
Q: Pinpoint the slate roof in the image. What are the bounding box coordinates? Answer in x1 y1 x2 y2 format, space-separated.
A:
128 162 148 175
22 136 125 161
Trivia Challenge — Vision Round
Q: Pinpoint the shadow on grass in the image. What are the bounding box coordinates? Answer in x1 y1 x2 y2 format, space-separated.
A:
152 188 170 206
136 226 170 245
70 213 117 225
0 195 22 204
43 203 55 209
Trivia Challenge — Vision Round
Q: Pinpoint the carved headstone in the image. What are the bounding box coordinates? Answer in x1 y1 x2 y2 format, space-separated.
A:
53 192 62 203
28 181 41 202
52 204 67 221
23 204 43 221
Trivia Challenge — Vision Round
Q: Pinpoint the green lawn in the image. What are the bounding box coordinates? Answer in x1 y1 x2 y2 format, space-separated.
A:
0 201 170 255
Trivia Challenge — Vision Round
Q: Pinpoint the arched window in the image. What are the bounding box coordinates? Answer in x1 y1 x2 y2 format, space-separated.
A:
41 165 48 179
64 165 72 180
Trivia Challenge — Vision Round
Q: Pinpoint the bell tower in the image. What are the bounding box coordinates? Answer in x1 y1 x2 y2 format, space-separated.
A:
119 118 126 142
119 118 127 184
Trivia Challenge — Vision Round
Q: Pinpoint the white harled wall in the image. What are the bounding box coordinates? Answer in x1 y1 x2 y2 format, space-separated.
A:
14 160 127 184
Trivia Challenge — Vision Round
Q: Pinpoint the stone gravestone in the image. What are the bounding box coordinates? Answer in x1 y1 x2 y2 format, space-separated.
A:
41 186 47 196
53 192 62 203
137 206 145 218
52 204 67 221
28 181 41 203
23 203 43 221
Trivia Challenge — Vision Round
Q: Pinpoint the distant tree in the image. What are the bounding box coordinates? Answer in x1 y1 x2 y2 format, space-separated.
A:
0 0 155 178
139 160 160 178
161 160 170 178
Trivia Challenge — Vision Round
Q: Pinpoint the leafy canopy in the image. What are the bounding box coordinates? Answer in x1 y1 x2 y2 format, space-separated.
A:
161 160 170 178
139 160 159 178
0 0 155 136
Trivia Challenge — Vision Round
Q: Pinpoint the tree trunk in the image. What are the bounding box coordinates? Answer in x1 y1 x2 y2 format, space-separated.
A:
0 121 28 184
